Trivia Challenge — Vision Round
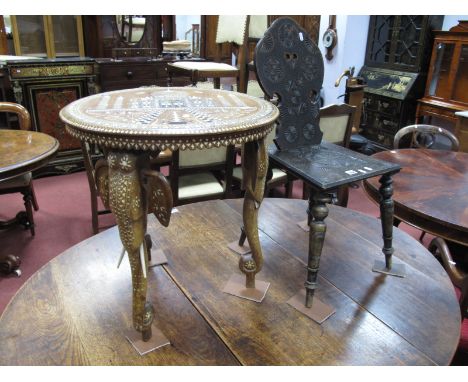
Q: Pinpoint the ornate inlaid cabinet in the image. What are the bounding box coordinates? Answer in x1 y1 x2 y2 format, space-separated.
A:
359 16 443 149
7 57 97 176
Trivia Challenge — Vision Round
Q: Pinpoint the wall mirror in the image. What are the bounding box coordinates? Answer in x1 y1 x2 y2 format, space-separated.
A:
115 16 146 44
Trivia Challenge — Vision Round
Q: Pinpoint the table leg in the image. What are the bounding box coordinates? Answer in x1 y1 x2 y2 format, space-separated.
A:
373 173 406 277
239 138 268 289
107 151 154 341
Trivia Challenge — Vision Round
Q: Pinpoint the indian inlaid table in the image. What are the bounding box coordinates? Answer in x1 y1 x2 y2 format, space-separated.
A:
0 129 59 276
59 86 278 352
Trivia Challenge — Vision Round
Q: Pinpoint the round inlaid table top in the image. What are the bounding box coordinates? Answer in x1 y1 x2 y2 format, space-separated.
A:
363 148 468 245
0 130 59 181
59 87 279 151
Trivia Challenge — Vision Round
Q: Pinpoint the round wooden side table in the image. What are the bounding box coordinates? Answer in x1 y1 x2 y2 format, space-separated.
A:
60 87 279 349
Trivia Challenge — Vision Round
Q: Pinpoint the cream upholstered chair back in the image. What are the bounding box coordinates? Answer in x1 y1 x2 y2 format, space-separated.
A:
215 15 249 45
319 103 356 147
248 16 268 39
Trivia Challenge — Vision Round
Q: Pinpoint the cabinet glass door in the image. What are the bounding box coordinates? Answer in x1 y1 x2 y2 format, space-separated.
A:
428 42 454 99
367 16 395 64
50 16 83 56
12 15 48 57
453 44 468 103
394 16 424 68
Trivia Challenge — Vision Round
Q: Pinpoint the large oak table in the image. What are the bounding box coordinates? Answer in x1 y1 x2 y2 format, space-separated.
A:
0 199 460 365
363 149 468 246
60 87 278 345
0 129 59 275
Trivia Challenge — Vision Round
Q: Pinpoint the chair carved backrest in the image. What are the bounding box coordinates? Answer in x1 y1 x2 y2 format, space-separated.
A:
255 17 324 150
393 124 460 151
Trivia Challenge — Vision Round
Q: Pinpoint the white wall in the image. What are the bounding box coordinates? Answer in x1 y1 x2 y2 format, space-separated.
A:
442 15 468 30
318 15 369 105
175 15 200 41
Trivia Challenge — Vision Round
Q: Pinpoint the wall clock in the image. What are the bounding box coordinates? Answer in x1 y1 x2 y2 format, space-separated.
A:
322 15 337 60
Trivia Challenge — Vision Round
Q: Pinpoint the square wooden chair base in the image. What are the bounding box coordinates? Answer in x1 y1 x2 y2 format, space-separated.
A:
125 324 170 356
227 241 251 255
222 274 270 303
287 289 335 324
297 220 309 232
372 260 406 277
148 249 168 268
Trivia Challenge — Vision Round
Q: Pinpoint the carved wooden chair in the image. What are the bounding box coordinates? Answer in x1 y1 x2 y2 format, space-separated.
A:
428 237 468 365
169 145 235 206
0 102 38 236
393 124 460 240
251 17 402 318
81 141 112 234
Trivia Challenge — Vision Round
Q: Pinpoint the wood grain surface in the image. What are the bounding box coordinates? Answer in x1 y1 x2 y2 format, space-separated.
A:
0 198 461 365
0 130 59 181
364 149 468 245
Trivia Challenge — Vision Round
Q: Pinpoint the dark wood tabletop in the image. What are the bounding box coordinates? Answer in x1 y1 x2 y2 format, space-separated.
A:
0 198 460 365
363 149 468 246
0 129 59 181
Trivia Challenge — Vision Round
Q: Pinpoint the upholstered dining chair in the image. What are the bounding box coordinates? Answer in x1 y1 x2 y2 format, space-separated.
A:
169 145 235 206
167 15 267 94
0 102 38 236
393 124 460 240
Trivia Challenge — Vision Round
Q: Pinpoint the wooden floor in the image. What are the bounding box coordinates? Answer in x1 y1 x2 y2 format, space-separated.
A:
0 198 461 365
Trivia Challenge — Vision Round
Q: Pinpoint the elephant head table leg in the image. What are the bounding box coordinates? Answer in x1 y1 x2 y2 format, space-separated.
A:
239 138 268 289
107 150 153 341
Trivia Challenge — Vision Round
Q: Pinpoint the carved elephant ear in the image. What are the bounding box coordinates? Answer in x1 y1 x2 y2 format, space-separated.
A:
255 17 324 150
145 170 173 227
95 158 110 210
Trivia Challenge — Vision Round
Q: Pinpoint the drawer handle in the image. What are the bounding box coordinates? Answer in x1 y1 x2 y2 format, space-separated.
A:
126 71 133 79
